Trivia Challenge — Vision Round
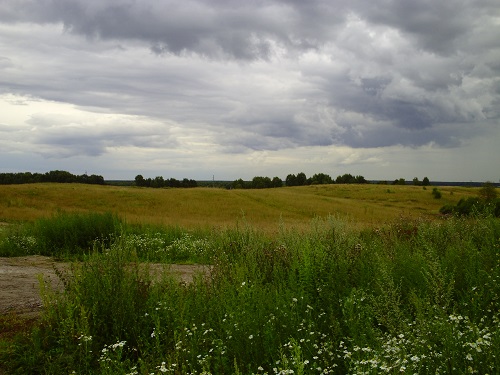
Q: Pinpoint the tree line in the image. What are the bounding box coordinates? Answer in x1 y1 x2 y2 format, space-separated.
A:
230 172 368 189
0 170 104 185
390 177 431 186
134 175 198 188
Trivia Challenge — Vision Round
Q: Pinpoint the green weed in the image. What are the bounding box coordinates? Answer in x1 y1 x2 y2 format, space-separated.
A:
1 215 499 374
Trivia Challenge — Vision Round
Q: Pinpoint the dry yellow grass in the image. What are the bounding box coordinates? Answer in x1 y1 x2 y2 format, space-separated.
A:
0 183 478 231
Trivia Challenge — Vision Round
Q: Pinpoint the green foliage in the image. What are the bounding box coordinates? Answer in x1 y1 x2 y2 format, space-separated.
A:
308 173 332 185
479 181 498 201
393 178 406 185
251 176 273 189
0 225 37 256
134 175 197 188
3 216 500 374
0 212 121 257
34 212 121 257
336 173 367 184
0 170 104 185
121 231 213 263
440 197 500 217
432 187 442 199
234 172 368 188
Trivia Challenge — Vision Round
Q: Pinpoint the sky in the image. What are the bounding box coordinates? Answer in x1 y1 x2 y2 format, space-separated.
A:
1 0 499 182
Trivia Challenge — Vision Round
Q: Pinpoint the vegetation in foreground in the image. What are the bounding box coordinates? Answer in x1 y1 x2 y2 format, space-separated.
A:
0 212 499 374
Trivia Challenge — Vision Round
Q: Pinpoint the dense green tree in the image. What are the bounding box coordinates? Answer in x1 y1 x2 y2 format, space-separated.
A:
309 173 332 185
393 178 406 185
181 178 197 188
422 177 430 186
296 172 307 186
336 174 355 184
0 170 104 185
135 175 145 187
151 176 165 188
355 175 368 184
166 178 181 188
252 176 272 189
271 177 283 188
285 174 297 186
43 170 76 183
231 178 247 189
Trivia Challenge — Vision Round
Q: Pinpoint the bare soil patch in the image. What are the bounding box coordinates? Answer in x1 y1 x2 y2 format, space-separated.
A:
0 256 210 318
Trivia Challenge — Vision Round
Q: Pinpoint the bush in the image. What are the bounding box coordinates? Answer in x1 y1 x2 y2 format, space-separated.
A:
432 187 442 199
440 197 500 218
32 212 121 257
0 226 37 256
479 182 498 201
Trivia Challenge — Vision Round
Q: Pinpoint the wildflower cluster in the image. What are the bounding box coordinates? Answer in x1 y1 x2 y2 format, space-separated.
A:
123 232 212 262
339 311 499 374
98 340 133 374
150 322 227 374
3 234 37 255
164 233 211 261
123 233 167 256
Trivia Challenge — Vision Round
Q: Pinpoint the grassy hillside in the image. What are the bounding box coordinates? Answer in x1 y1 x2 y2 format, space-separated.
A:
0 183 477 230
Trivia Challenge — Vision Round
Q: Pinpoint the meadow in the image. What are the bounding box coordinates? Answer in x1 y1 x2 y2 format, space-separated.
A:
0 183 477 230
0 183 498 374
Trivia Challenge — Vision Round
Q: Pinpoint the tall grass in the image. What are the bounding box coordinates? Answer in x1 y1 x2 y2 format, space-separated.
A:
1 215 499 374
0 212 121 258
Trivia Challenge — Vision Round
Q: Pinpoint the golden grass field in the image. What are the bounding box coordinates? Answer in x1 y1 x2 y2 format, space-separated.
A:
0 183 479 231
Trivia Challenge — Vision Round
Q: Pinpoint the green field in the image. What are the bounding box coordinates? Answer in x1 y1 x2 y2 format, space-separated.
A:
0 183 498 374
0 183 477 231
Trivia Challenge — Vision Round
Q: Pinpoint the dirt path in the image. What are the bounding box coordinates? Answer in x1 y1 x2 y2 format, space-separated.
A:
0 256 64 318
0 256 210 318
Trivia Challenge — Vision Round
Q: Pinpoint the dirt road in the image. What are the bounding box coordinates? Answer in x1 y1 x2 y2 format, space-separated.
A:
0 256 210 318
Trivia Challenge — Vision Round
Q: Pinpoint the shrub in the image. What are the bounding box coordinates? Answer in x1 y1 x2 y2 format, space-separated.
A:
479 182 498 201
440 197 500 218
32 211 121 257
432 187 442 199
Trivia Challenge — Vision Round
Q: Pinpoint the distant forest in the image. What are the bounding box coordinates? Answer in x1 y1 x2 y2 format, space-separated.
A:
230 172 368 189
0 170 436 190
134 175 197 188
0 170 104 185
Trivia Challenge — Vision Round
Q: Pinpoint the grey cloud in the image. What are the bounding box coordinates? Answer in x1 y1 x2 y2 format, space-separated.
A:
24 113 179 158
4 0 497 58
2 0 499 61
1 0 499 154
351 0 496 56
1 0 343 60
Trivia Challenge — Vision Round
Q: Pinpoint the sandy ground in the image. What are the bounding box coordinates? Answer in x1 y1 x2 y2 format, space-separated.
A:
0 256 210 318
